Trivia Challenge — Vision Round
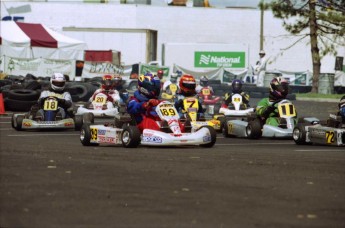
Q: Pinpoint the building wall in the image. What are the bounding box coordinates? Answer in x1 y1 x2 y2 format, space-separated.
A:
1 1 343 73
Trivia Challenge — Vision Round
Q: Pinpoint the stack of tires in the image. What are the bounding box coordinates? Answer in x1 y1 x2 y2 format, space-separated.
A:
5 89 40 111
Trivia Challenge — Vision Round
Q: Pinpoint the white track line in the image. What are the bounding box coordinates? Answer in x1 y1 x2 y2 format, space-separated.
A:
8 133 79 137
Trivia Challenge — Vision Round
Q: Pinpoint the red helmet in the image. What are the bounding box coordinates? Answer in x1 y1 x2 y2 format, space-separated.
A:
102 75 114 90
179 74 196 96
157 69 164 79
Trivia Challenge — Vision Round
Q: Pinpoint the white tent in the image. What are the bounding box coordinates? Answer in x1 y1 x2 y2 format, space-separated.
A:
0 21 87 60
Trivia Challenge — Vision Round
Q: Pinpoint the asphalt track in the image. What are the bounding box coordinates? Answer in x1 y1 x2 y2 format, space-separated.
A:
1 99 344 228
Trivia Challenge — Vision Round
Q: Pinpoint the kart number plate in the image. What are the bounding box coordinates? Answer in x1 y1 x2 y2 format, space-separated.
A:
325 131 335 144
159 106 177 117
202 89 210 96
43 99 58 111
169 84 177 93
94 94 107 105
278 103 296 118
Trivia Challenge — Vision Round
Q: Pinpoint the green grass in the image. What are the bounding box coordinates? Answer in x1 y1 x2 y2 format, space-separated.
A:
295 93 343 99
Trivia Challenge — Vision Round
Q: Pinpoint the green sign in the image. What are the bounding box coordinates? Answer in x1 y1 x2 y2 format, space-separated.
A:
195 52 245 68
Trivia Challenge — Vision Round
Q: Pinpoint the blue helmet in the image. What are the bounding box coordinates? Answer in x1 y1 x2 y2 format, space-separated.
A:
138 73 161 99
231 79 243 93
339 95 345 119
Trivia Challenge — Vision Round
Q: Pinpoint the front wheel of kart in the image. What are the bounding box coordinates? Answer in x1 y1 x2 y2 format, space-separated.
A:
121 125 141 148
13 115 24 131
246 119 262 139
200 126 217 148
80 123 99 146
293 124 309 145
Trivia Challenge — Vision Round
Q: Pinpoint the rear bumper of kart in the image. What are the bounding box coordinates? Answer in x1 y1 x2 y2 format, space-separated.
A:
21 118 75 129
219 107 254 117
141 127 213 146
76 107 118 117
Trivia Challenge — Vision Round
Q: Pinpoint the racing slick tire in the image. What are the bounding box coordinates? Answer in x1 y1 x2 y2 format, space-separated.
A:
246 119 262 139
83 112 95 124
121 125 141 148
293 123 309 145
200 126 217 148
12 115 24 131
222 120 235 138
80 123 99 146
74 115 84 130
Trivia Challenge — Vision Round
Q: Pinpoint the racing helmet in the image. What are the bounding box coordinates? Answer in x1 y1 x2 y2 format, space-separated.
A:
200 75 209 87
50 73 66 91
179 74 196 96
157 69 164 80
113 75 122 88
269 77 289 100
138 73 161 99
102 75 114 91
231 79 243 94
170 73 178 83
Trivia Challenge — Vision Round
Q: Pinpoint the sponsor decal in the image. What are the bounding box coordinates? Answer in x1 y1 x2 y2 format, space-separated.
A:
23 121 32 127
64 122 74 127
98 136 117 144
142 136 162 143
98 129 106 135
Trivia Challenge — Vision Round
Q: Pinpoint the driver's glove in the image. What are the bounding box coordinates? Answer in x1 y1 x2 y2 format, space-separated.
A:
263 105 275 118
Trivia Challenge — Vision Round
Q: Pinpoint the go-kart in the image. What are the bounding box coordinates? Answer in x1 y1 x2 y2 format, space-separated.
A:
80 100 217 148
198 87 221 116
214 93 254 131
222 99 298 139
161 83 178 103
293 114 345 146
180 96 221 132
76 92 119 117
12 96 93 131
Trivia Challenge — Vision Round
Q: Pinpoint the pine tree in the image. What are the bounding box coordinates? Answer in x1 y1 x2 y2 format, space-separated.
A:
266 0 345 93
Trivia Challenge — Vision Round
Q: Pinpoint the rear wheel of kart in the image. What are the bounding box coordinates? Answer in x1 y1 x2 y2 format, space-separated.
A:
200 126 217 148
293 124 308 145
74 115 83 130
14 115 24 131
246 119 262 139
114 117 123 128
121 125 141 148
222 120 234 138
80 123 99 146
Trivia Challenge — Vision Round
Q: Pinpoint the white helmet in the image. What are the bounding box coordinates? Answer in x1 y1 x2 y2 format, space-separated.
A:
50 73 66 91
170 73 178 83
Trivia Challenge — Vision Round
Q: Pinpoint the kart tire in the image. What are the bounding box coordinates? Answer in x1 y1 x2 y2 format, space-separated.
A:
246 119 262 139
200 126 216 148
80 123 99 146
83 112 95 124
121 125 141 148
14 115 24 131
293 124 309 145
114 118 124 128
74 115 84 130
8 89 40 101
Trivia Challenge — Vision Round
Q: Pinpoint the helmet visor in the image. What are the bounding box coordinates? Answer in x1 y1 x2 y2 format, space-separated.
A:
52 80 65 88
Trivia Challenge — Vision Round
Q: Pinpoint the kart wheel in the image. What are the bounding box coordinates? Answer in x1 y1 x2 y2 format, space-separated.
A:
293 124 308 145
14 115 24 131
83 112 94 124
74 115 83 130
246 119 262 139
222 120 234 138
200 126 217 148
11 115 16 129
80 123 98 146
121 125 141 148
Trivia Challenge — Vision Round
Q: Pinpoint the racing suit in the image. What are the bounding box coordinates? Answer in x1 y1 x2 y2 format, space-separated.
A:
89 89 122 109
174 93 205 120
37 88 73 119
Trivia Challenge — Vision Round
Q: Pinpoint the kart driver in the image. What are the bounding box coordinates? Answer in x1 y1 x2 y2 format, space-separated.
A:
256 77 292 126
196 75 214 95
127 73 186 133
89 75 122 108
174 74 205 120
221 79 250 109
338 95 345 124
36 73 73 119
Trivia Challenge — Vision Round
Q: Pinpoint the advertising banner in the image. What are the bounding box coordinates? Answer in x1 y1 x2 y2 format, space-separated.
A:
195 52 246 68
2 56 75 79
82 61 124 79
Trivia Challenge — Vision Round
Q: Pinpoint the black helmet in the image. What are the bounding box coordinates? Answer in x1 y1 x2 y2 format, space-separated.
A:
269 77 289 100
231 79 242 93
200 75 208 87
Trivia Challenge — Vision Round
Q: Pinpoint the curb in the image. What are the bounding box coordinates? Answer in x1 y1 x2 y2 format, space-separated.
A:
296 97 339 102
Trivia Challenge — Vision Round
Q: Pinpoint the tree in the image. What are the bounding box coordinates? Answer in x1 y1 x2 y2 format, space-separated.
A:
266 0 345 93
